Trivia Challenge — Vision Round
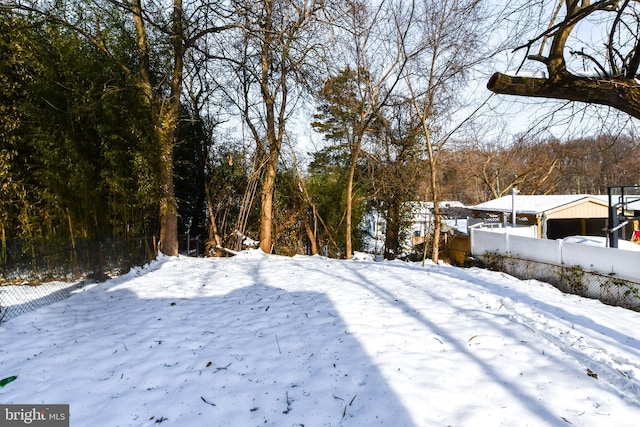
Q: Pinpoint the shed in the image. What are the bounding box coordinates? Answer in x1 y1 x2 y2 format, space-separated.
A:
470 195 612 239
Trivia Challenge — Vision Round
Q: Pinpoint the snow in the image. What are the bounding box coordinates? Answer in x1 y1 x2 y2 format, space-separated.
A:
443 217 468 235
563 235 640 252
1 251 640 426
505 70 547 79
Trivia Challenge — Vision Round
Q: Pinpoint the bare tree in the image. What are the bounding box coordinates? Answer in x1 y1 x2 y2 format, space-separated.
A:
488 1 640 120
469 135 561 199
320 0 414 259
403 0 487 263
210 0 327 254
130 0 236 255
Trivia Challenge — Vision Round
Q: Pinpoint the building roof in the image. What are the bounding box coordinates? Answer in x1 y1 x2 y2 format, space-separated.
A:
405 201 468 220
470 194 608 215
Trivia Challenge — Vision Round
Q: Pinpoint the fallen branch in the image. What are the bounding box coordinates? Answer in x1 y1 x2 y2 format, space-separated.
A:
216 245 239 256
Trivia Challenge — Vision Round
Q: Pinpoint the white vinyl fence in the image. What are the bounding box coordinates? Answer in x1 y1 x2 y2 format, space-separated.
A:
470 228 640 284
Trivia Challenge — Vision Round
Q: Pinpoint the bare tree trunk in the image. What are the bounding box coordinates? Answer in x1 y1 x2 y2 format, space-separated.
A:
304 220 318 255
257 0 277 254
383 198 401 261
345 144 360 260
429 157 441 264
157 122 179 256
259 152 278 253
408 75 441 263
205 193 223 256
289 141 319 255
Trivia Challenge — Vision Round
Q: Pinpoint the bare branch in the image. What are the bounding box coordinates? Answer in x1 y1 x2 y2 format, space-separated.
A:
487 71 640 120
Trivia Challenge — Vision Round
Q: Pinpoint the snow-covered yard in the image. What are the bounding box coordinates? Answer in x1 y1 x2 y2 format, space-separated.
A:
1 251 639 426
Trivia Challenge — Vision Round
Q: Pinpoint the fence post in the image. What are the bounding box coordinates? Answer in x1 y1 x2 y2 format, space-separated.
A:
504 227 510 255
557 239 563 265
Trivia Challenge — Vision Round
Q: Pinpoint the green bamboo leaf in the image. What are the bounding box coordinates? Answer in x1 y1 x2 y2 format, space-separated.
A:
0 375 17 387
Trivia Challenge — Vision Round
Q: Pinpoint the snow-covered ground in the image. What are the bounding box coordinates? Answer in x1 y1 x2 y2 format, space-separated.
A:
1 251 639 426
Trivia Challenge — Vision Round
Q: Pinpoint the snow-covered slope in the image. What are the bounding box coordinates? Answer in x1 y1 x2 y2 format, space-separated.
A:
1 251 639 426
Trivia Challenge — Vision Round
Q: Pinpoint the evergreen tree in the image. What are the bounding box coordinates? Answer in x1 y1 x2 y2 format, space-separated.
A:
311 67 377 258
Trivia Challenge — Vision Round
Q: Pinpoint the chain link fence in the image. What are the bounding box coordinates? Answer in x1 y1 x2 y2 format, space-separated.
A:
476 253 640 311
0 237 158 323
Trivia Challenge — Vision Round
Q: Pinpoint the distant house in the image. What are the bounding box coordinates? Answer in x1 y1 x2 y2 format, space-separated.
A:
362 201 471 258
401 201 471 264
406 201 471 242
469 194 616 239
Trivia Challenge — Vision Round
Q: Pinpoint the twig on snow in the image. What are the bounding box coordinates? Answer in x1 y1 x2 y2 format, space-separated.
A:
342 394 357 419
283 391 292 414
201 396 216 406
213 363 232 373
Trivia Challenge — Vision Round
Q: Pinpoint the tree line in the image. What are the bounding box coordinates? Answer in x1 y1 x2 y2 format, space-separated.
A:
439 133 640 204
1 1 639 265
